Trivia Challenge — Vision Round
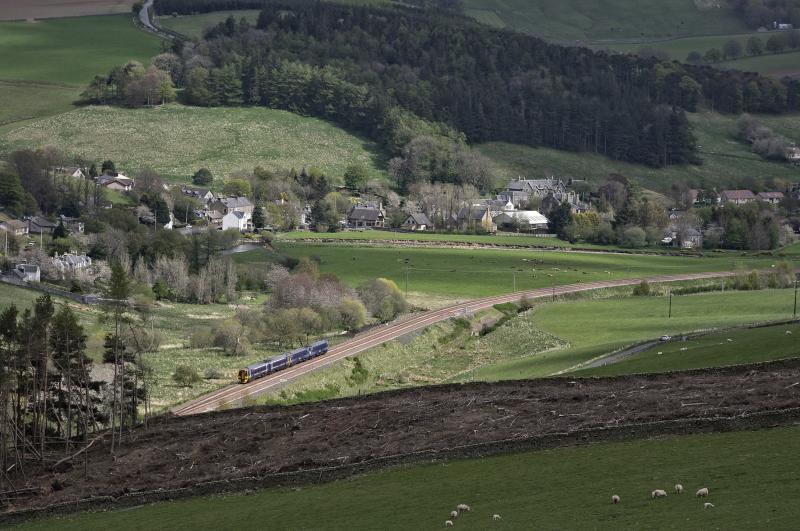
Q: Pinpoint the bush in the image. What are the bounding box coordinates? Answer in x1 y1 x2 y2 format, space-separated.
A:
632 280 651 296
173 365 201 387
204 367 223 380
621 227 647 248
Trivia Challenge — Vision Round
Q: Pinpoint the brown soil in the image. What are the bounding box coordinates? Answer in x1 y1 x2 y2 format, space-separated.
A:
0 1 134 21
8 359 800 514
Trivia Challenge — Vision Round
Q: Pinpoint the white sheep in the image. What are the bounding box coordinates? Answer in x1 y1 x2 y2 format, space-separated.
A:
445 520 454 527
675 484 684 494
786 330 792 335
611 494 621 504
704 502 715 509
493 514 502 520
450 510 458 519
456 504 471 513
651 489 667 498
696 487 709 498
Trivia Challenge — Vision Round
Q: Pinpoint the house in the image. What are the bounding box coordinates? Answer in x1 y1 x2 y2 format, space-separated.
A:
403 212 433 231
59 215 84 234
497 177 569 208
456 205 496 233
136 206 174 230
775 22 794 30
680 228 703 249
27 216 57 234
222 210 251 232
210 196 254 217
757 191 784 205
56 166 86 179
51 252 92 276
98 173 134 192
348 203 385 228
493 210 549 232
540 192 588 214
1 219 29 236
786 146 800 162
14 263 40 283
181 186 214 204
720 189 756 205
207 210 224 226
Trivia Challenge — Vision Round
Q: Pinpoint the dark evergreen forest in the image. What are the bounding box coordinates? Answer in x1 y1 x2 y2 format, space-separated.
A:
153 0 800 168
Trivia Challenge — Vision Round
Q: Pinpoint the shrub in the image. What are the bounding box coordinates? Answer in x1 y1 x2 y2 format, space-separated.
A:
204 367 223 380
173 365 201 387
632 280 651 296
621 227 647 248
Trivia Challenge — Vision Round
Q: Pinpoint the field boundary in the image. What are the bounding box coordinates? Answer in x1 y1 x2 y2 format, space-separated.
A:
5 405 800 525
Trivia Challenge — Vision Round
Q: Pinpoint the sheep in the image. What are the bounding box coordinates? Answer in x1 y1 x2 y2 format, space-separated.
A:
450 510 458 519
445 520 454 527
675 484 684 494
696 487 709 497
786 330 792 335
493 514 502 520
651 489 667 498
611 494 621 504
456 504 471 513
704 502 715 509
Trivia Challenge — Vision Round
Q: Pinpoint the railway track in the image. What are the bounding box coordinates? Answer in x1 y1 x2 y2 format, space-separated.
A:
172 270 738 416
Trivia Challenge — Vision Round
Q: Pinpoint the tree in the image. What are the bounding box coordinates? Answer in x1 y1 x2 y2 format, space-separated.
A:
621 226 647 248
0 167 26 215
172 365 201 387
767 34 787 53
723 39 743 60
252 205 265 229
746 36 764 56
104 261 131 450
339 297 367 330
192 168 213 186
685 51 704 64
548 202 573 238
704 48 723 63
101 160 116 175
185 67 212 106
344 163 369 191
357 278 408 322
223 178 251 197
52 220 68 239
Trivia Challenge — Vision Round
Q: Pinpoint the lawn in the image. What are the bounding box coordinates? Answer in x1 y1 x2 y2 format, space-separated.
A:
472 288 799 381
573 321 800 377
2 104 389 183
0 15 162 132
270 242 776 298
157 10 262 39
478 111 800 192
18 425 800 530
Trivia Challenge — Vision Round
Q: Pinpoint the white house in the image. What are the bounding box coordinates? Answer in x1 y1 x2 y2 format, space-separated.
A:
51 252 92 276
222 210 250 231
493 210 549 232
14 263 40 283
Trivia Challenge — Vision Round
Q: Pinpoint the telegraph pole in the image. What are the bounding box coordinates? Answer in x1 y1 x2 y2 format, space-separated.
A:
794 277 798 318
513 271 516 292
668 290 673 319
405 267 409 297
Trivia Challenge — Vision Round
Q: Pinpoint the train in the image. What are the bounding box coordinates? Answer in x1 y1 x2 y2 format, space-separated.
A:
238 340 329 384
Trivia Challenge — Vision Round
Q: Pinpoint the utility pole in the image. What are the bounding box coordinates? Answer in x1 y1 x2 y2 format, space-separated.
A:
668 290 673 319
405 267 409 297
794 277 798 318
513 271 516 292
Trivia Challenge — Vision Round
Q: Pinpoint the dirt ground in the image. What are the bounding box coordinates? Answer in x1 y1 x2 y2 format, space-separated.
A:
9 359 800 512
0 1 135 21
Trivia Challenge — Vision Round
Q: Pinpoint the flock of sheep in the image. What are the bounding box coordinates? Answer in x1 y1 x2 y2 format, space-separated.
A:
613 484 714 509
443 485 714 526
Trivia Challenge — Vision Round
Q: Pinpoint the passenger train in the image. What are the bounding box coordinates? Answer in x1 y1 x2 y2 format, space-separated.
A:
238 340 329 384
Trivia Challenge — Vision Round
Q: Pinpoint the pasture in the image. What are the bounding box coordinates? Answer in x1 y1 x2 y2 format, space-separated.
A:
0 0 134 21
18 425 800 530
472 288 800 381
157 10 262 39
574 321 800 377
269 242 776 298
3 104 388 183
0 15 161 132
478 111 800 191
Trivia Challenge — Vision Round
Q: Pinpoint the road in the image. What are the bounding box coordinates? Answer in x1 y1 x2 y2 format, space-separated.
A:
137 0 173 39
172 269 741 416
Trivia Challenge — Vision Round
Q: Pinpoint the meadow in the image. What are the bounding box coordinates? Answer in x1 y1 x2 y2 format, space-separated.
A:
157 10 262 39
472 288 800 381
478 111 800 191
574 321 800 377
3 104 388 183
0 15 162 134
270 242 777 298
17 425 800 530
0 1 135 21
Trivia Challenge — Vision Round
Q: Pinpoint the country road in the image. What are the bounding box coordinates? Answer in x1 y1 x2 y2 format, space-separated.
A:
172 269 744 416
138 0 173 39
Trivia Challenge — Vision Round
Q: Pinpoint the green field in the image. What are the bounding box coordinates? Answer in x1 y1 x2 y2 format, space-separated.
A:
278 229 582 248
721 50 800 78
18 426 800 530
0 15 162 134
462 0 746 42
157 10 262 39
574 321 800 377
472 288 799 381
2 104 388 183
479 111 800 191
268 242 776 298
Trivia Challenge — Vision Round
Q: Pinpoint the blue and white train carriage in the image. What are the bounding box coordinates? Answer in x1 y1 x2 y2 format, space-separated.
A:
238 340 329 384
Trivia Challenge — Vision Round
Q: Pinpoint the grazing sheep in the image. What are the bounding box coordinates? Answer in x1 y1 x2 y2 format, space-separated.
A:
726 338 733 342
675 484 684 494
786 330 792 335
450 510 458 519
612 494 621 504
696 487 709 497
704 502 715 509
456 504 471 513
445 520 454 527
651 489 667 498
493 514 502 520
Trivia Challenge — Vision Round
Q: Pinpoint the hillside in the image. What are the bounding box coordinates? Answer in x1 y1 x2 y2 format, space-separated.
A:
1 104 388 183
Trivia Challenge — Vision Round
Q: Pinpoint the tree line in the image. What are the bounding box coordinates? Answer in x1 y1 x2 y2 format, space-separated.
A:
732 0 800 29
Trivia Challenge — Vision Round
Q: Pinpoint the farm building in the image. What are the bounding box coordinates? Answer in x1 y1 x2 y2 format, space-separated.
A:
720 189 756 205
494 210 549 232
758 191 784 204
14 263 40 283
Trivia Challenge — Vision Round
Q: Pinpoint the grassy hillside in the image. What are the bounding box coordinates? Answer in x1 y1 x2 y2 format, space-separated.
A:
472 288 798 381
19 426 800 530
479 111 800 191
462 0 746 42
157 10 261 39
2 104 388 183
573 321 800 377
0 15 162 132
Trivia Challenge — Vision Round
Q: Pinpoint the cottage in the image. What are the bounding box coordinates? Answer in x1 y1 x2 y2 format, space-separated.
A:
402 212 433 231
52 252 92 276
210 196 254 217
222 210 251 232
56 166 86 179
59 215 84 234
494 210 549 232
181 186 214 204
14 263 40 283
758 191 784 205
680 228 703 249
1 219 29 236
28 216 57 234
785 146 800 162
456 205 496 233
497 177 569 208
348 204 385 228
720 189 756 205
98 173 134 192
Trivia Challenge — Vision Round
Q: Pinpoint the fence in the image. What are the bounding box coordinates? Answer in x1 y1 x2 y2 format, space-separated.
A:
0 275 99 305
